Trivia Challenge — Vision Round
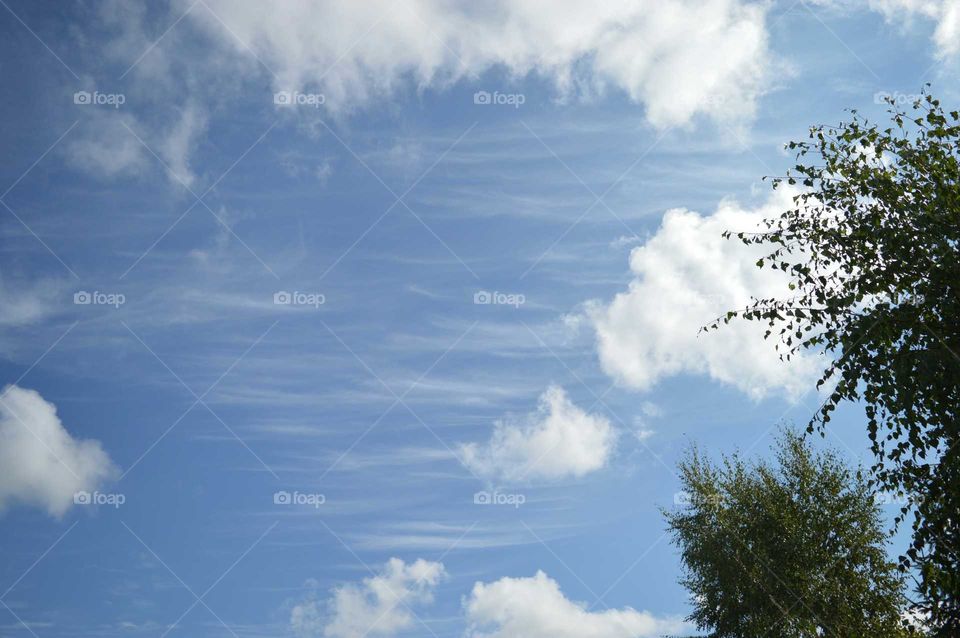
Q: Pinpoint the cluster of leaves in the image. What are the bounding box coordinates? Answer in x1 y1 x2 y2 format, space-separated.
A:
665 430 914 637
708 89 959 630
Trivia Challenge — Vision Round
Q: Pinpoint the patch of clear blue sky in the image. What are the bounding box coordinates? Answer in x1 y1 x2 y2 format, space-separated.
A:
0 0 953 635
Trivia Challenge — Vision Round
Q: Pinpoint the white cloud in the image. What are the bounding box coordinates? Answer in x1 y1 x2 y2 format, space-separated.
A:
0 385 118 517
460 386 617 483
868 0 960 58
80 0 777 191
66 104 207 187
187 0 774 127
156 101 208 188
290 585 325 638
464 570 688 638
587 189 821 400
291 558 445 638
817 0 960 58
0 277 64 327
315 158 334 185
632 401 663 441
65 111 148 180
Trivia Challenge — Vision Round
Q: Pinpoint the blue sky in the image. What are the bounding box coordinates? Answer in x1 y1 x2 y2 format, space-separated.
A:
0 1 957 636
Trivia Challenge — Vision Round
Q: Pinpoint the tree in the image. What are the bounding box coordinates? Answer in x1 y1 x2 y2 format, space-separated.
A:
665 429 915 637
710 89 959 630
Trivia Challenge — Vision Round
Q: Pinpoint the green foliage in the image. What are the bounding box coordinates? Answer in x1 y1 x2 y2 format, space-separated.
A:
665 430 914 637
708 87 959 630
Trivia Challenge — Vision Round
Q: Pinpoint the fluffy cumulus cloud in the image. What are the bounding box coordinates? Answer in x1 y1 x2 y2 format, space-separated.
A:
0 385 118 517
587 189 822 400
464 570 688 638
184 0 773 127
460 386 617 483
291 558 445 638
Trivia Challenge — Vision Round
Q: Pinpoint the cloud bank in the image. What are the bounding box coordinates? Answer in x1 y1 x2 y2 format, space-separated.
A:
183 0 773 127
